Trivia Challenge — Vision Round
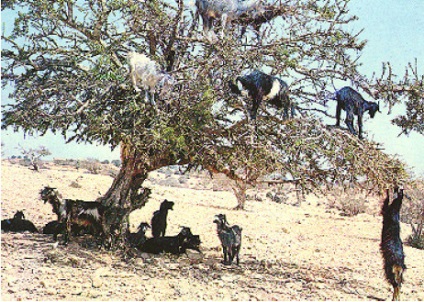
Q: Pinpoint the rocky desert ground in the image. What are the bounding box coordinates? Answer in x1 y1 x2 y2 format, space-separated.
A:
1 159 423 301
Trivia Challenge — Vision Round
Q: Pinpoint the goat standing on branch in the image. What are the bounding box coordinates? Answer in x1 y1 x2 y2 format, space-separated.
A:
195 0 263 40
127 52 175 107
332 86 380 139
380 188 406 301
229 70 293 120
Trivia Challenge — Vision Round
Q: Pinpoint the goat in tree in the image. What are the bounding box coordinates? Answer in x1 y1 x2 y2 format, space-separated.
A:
229 70 292 120
128 52 175 107
380 188 406 301
195 0 263 40
235 3 288 39
332 86 380 139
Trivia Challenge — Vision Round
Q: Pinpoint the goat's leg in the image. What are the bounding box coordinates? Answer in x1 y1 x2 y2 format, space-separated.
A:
234 246 240 265
335 101 342 126
222 246 229 264
345 112 357 136
357 114 364 139
64 218 71 245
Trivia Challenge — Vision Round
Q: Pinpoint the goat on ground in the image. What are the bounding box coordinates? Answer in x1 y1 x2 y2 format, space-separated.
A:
1 210 38 233
151 199 175 238
127 222 150 248
380 188 406 301
43 220 94 239
213 214 242 265
140 226 195 255
180 234 202 254
127 52 175 106
332 86 380 139
229 70 293 120
195 0 263 40
40 186 108 246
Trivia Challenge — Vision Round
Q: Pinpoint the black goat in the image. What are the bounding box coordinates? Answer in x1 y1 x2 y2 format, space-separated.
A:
151 199 174 238
229 70 293 120
380 188 406 301
40 186 108 246
1 210 38 233
333 86 380 139
127 222 150 248
140 226 195 255
181 234 202 254
43 220 93 240
213 214 242 265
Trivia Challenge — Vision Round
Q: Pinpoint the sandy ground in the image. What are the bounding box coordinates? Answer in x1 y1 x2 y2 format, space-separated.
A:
1 160 423 301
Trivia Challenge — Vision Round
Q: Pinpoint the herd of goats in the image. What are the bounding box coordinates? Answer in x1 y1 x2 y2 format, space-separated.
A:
1 185 407 301
2 0 409 300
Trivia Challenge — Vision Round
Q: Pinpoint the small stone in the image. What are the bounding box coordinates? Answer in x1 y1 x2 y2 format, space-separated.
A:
91 276 103 288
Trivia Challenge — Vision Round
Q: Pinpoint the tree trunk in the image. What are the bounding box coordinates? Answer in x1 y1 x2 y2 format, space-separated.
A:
98 144 151 248
231 179 247 210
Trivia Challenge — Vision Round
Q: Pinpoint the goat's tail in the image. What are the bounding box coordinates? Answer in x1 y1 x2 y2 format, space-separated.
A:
392 264 404 301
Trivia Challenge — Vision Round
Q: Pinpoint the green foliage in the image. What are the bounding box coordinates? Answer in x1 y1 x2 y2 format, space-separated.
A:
1 0 418 202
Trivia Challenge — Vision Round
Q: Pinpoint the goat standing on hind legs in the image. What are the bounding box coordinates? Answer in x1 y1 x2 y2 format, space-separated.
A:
380 188 406 301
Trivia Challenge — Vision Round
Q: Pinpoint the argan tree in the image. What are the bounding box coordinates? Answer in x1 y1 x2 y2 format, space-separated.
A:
18 145 51 171
2 0 421 243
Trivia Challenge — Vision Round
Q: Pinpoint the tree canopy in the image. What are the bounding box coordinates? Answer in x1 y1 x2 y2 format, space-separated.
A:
2 0 421 218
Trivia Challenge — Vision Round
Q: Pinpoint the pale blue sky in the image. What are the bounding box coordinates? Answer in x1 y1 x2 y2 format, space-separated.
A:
1 0 423 176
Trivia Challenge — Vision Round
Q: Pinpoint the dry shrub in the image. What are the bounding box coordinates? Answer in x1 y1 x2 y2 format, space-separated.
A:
328 187 368 216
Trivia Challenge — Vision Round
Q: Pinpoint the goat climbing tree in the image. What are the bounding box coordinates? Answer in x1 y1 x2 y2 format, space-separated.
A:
2 0 422 243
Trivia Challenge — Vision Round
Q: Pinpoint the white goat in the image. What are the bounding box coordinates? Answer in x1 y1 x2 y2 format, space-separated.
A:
127 52 175 106
195 0 263 40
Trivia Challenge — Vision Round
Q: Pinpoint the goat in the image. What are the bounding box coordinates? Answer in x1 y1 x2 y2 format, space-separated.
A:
180 234 202 254
140 226 194 255
40 186 108 246
127 52 175 106
151 199 175 238
195 0 262 40
213 214 242 265
332 86 380 139
127 222 150 248
1 210 38 233
235 4 287 39
229 70 293 120
380 188 406 301
43 220 93 239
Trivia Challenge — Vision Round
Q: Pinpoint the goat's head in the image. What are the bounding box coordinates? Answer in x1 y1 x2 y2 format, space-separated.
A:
179 226 193 238
138 222 151 233
160 199 175 211
13 211 25 220
40 186 61 204
368 101 380 118
213 214 228 227
382 188 404 223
